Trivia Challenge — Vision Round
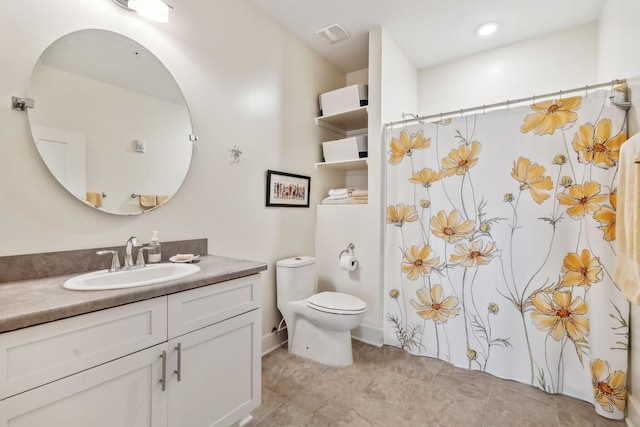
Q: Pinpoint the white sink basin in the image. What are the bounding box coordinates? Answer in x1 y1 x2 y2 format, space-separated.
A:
63 263 201 290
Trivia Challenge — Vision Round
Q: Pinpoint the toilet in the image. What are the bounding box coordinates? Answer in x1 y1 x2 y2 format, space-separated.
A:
276 256 366 367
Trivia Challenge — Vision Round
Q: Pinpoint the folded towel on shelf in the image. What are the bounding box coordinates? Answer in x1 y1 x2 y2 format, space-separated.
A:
351 190 368 197
86 192 103 208
156 195 169 206
321 197 368 205
328 188 355 196
139 194 157 209
614 132 640 303
327 193 352 200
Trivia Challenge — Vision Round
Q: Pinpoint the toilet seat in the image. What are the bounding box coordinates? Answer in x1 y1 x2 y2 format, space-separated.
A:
307 291 366 315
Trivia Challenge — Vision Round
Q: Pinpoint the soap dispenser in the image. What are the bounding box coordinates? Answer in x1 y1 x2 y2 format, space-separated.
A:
148 231 161 263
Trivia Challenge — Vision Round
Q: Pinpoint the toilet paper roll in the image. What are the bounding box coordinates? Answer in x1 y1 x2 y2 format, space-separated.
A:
339 254 358 271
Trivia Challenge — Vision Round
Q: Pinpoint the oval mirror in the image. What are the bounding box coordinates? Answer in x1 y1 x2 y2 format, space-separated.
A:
27 29 193 215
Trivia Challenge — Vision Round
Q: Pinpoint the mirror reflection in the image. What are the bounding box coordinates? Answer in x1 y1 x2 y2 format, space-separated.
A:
28 29 193 215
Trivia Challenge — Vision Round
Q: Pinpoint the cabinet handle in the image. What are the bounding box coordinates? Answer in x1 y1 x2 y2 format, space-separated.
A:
175 343 182 382
160 350 167 392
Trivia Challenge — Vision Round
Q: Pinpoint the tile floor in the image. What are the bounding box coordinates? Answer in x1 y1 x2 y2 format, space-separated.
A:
248 340 626 427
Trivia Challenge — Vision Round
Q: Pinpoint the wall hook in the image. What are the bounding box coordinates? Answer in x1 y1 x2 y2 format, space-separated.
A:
229 144 242 165
11 96 34 111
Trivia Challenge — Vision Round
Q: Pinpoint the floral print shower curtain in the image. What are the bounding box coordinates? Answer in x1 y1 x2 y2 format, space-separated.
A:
383 89 629 420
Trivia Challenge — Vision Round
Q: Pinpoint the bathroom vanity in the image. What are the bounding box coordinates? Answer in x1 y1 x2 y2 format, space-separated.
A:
0 254 266 427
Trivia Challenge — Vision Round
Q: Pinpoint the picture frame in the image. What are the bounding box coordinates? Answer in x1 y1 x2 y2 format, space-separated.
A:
266 170 311 207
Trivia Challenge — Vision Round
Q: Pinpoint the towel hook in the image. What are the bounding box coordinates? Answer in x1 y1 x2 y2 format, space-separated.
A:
229 144 242 165
338 243 355 260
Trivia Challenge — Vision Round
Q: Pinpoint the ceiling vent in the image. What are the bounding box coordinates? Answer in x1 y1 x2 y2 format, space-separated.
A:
315 23 350 44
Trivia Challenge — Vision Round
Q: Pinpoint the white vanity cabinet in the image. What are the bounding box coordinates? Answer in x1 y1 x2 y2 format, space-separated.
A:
166 275 261 427
0 274 261 427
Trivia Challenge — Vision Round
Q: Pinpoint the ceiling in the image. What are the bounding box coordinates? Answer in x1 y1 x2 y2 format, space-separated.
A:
247 0 604 73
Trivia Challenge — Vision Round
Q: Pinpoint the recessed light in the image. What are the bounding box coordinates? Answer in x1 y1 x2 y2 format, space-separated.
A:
477 22 498 37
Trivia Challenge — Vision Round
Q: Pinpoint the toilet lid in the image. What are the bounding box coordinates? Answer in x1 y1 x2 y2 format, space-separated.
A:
307 291 367 314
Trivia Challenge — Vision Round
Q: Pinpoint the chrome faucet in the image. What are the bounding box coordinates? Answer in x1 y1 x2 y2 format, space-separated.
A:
124 236 142 270
96 250 121 272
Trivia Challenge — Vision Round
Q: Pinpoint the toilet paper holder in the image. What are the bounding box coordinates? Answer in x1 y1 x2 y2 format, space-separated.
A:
338 243 355 260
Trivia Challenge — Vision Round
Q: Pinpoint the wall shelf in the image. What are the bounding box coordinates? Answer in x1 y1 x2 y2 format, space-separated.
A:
315 158 368 171
315 107 368 134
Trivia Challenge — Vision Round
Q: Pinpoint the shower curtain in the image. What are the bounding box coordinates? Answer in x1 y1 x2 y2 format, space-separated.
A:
383 89 629 420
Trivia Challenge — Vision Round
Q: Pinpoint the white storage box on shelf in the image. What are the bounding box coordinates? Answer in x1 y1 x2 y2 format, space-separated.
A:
319 84 368 116
322 135 368 163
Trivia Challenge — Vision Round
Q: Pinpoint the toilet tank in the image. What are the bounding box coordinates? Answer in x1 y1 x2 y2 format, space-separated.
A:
276 256 316 305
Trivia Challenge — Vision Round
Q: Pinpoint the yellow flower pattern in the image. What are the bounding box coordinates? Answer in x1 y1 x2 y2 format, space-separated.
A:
557 182 606 219
409 167 444 187
530 290 589 341
591 359 626 412
385 90 627 419
521 96 581 135
441 141 481 176
430 210 475 243
386 204 418 227
410 284 460 323
572 119 626 169
511 157 554 204
450 240 497 267
401 244 440 280
594 190 617 242
388 129 431 164
561 249 603 288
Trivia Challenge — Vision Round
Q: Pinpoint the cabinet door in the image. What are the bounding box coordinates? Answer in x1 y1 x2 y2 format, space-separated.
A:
167 309 260 427
167 275 260 339
0 344 168 427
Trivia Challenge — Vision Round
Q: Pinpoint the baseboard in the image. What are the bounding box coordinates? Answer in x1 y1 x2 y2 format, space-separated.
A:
627 393 640 427
261 327 288 356
262 323 382 355
352 322 383 347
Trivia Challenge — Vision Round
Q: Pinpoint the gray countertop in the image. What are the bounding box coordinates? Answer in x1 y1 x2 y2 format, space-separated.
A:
0 255 267 334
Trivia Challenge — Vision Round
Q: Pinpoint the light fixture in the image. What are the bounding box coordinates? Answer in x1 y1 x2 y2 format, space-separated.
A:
112 0 170 23
477 22 498 37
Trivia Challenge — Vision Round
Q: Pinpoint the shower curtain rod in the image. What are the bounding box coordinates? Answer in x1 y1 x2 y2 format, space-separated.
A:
385 78 627 128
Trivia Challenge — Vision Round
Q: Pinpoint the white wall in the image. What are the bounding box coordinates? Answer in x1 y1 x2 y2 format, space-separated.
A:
597 1 640 425
417 22 598 116
0 0 345 354
367 28 419 342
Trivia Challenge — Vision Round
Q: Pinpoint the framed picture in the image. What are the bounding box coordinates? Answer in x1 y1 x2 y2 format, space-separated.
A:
266 170 311 207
